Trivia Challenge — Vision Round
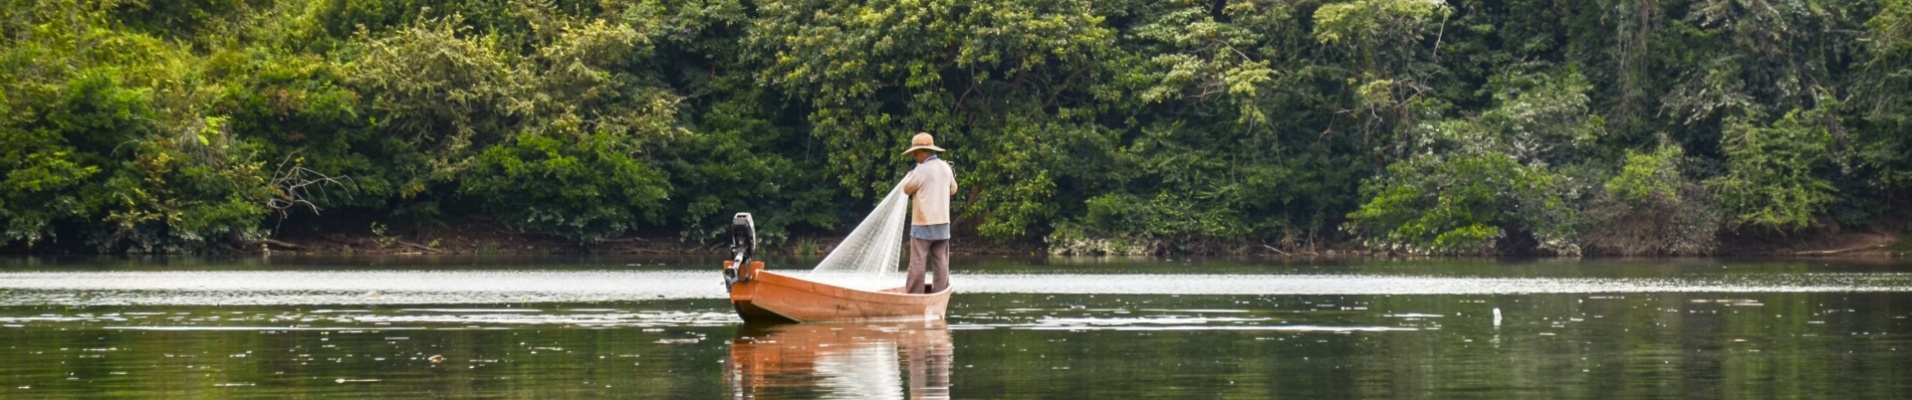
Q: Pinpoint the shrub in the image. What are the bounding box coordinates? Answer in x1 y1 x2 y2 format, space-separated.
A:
95 116 278 252
1708 106 1840 231
1584 145 1720 256
462 125 670 243
1346 152 1576 255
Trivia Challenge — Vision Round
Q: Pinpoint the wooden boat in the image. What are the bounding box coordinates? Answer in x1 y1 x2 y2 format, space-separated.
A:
725 260 952 323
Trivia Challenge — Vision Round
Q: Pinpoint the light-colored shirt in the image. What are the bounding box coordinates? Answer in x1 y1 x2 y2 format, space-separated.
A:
901 155 957 226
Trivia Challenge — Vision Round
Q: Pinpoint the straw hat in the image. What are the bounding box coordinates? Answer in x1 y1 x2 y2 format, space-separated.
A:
901 132 945 155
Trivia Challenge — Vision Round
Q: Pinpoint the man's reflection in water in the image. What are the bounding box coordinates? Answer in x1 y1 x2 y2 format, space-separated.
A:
727 321 953 399
904 323 953 400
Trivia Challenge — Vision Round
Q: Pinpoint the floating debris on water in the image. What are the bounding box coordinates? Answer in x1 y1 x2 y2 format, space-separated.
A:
1385 313 1444 318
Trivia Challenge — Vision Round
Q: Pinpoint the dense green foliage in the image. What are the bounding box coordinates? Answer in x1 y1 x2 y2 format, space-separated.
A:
3 0 1909 254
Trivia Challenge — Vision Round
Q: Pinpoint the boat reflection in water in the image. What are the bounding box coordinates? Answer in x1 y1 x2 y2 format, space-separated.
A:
727 321 953 399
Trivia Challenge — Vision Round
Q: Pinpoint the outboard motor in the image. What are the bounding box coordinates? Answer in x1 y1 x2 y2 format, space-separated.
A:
723 213 757 291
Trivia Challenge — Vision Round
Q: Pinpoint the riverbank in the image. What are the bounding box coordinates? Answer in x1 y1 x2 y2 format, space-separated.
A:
251 219 1051 257
4 218 1902 258
196 221 1912 258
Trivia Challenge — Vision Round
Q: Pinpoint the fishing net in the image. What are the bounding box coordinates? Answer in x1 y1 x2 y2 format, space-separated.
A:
808 176 912 290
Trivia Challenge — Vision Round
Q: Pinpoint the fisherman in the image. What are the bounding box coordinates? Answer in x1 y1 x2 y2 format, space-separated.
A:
901 132 957 294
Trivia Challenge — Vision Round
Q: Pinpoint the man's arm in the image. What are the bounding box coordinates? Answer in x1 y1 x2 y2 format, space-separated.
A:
902 170 922 196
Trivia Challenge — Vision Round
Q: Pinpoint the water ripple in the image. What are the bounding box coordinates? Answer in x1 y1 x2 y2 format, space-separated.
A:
3 270 1912 306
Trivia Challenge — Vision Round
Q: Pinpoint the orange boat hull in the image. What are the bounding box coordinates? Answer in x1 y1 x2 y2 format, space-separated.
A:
728 269 952 323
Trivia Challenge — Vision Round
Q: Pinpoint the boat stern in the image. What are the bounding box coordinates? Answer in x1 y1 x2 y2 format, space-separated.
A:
724 260 791 323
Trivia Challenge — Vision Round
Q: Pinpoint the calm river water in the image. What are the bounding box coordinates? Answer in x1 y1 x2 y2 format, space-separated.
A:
3 257 1910 398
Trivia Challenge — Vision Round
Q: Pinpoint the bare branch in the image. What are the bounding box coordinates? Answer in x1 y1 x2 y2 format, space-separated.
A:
266 151 356 218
